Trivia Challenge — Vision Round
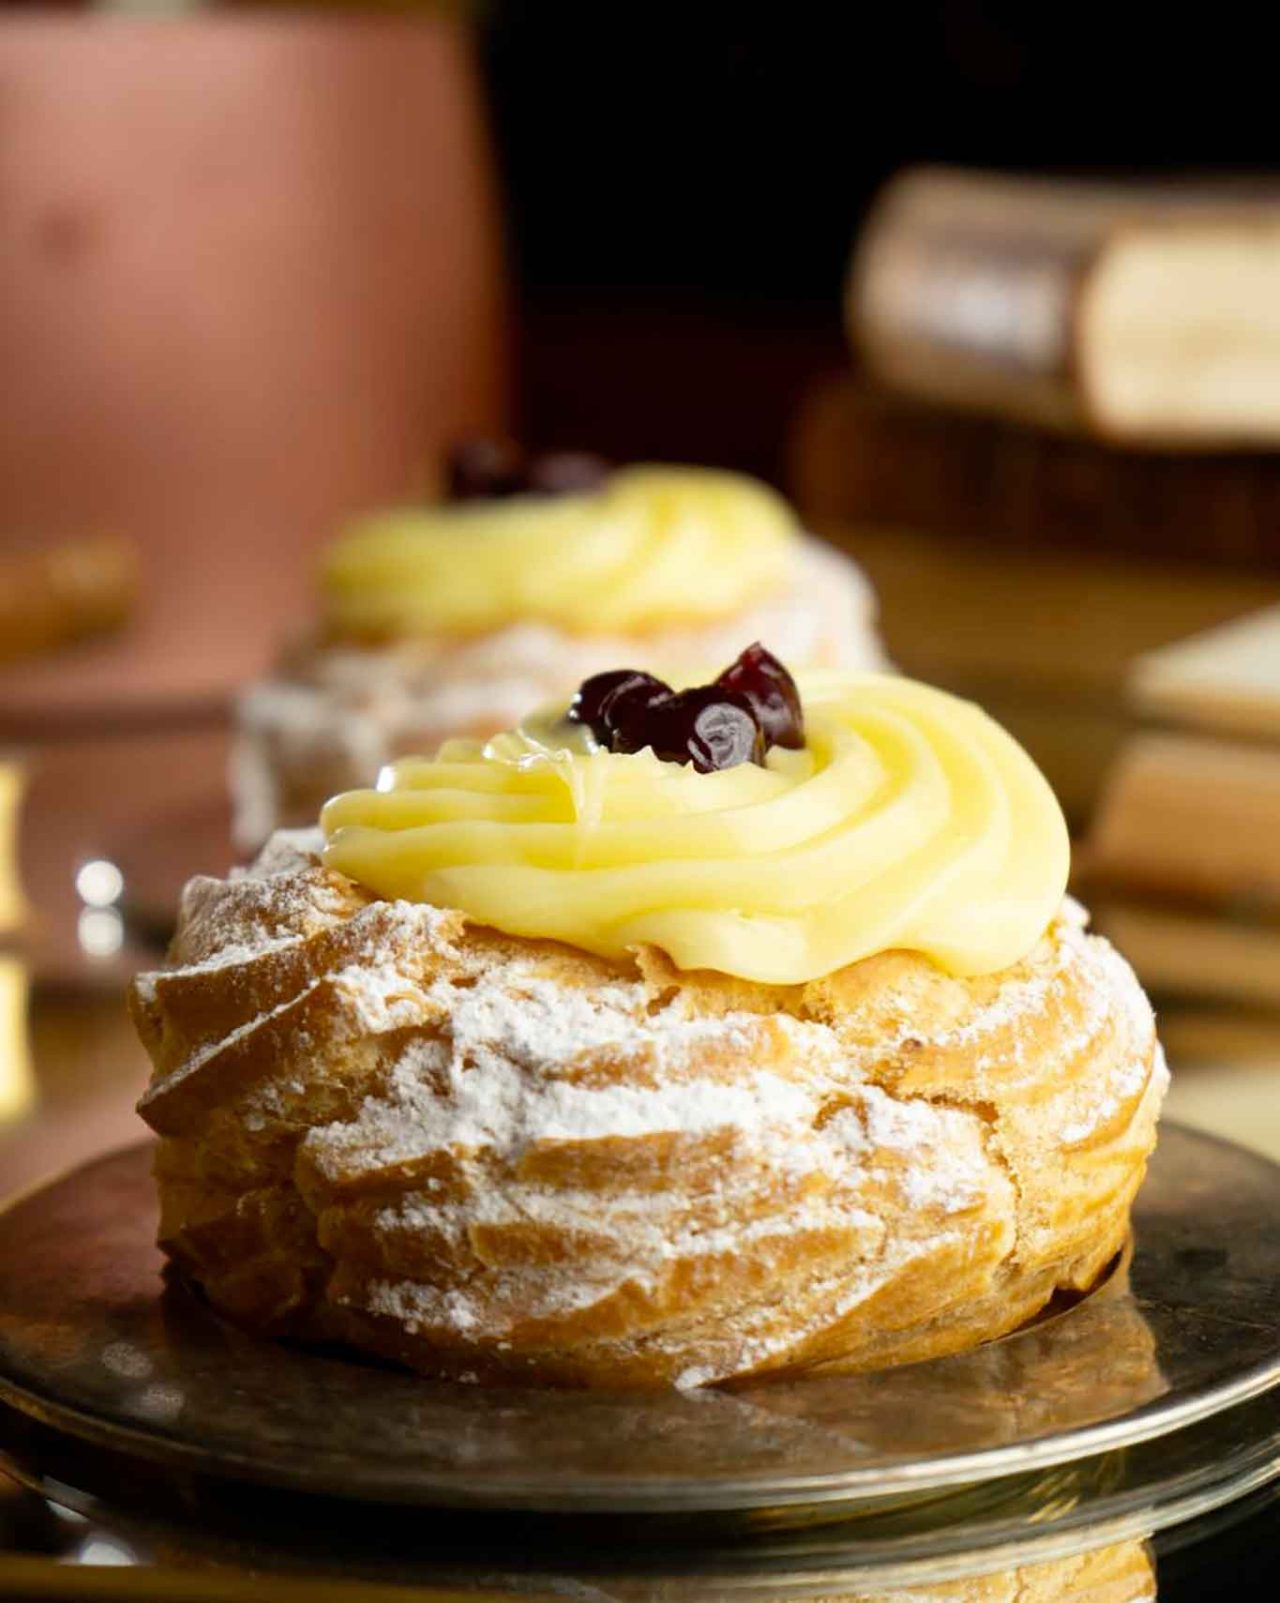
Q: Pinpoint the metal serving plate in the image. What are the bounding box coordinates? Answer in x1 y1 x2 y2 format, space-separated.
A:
0 1125 1277 1522
2 1389 1277 1589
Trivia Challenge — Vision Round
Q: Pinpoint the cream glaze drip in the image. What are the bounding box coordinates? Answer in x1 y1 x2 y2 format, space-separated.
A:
321 673 1070 984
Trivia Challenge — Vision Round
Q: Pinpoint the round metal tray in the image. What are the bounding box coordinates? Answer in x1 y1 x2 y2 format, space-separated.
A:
1 1388 1276 1590
0 1125 1277 1524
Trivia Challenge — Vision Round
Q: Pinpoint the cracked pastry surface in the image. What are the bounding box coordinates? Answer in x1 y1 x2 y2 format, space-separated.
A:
131 832 1165 1389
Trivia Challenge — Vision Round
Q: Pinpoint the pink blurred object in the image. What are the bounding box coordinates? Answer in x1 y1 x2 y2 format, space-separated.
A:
0 14 507 729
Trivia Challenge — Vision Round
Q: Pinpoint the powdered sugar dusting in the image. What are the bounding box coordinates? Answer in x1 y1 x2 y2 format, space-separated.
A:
133 851 1164 1386
239 828 326 880
306 961 817 1169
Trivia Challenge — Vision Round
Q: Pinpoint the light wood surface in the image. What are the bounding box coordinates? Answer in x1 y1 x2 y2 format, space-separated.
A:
1131 602 1280 738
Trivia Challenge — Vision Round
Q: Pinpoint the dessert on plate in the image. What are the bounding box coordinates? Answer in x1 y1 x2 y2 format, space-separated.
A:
133 647 1166 1388
232 444 884 849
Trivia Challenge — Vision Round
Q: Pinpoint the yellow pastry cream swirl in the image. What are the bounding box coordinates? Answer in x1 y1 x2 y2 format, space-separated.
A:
321 673 1070 985
320 467 798 639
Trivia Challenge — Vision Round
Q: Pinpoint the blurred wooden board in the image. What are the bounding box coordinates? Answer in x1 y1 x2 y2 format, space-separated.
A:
1131 604 1280 739
1086 733 1280 907
793 373 1280 569
1163 1050 1280 1163
1092 901 1280 1011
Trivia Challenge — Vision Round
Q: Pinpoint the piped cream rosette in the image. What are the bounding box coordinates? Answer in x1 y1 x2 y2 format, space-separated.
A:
322 673 1070 984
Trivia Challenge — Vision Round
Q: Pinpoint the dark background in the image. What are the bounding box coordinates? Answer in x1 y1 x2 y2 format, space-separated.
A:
480 1 1280 474
485 1 1280 302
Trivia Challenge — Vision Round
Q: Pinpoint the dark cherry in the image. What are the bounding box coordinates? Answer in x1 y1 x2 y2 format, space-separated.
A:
447 439 611 503
715 641 805 749
566 669 671 744
566 646 804 773
446 437 527 501
525 450 611 497
625 686 765 773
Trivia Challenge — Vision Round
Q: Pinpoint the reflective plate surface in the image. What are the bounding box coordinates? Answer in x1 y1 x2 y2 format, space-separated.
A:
2 1389 1278 1585
0 1125 1277 1519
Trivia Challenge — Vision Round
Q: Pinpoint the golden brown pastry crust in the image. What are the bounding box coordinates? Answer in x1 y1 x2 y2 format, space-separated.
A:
131 833 1165 1389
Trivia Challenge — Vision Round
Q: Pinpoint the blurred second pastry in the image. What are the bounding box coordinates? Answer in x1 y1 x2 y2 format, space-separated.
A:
232 443 884 849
